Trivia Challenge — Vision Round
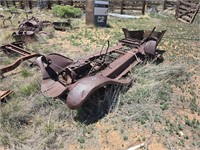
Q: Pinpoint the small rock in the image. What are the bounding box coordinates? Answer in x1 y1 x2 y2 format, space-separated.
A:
179 131 184 136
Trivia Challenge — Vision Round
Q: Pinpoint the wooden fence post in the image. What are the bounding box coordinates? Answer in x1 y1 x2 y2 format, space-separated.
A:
120 0 124 14
47 1 51 9
28 0 32 9
163 0 166 10
6 0 9 8
57 0 61 5
20 1 25 9
142 0 146 15
12 0 16 7
175 0 180 19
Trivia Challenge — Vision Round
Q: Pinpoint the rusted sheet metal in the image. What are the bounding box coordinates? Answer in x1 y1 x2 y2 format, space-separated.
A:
12 17 72 41
0 89 13 100
0 42 41 76
121 28 166 46
35 28 166 109
120 28 166 56
18 17 43 33
53 20 72 31
176 0 200 23
12 31 36 42
67 75 132 109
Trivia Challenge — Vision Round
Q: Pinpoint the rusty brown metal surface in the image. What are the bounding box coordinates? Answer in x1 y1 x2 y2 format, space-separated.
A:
12 31 36 43
0 89 13 100
53 21 72 31
176 0 200 23
121 28 166 46
18 17 43 32
35 28 166 109
12 16 72 41
0 42 41 76
67 75 133 109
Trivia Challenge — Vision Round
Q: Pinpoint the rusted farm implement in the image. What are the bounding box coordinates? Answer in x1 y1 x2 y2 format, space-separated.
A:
35 28 166 110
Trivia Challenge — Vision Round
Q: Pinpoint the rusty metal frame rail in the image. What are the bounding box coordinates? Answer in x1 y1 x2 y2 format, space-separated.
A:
0 42 41 76
0 89 13 100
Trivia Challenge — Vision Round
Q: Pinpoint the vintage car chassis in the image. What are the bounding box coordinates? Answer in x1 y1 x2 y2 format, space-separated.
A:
35 28 166 109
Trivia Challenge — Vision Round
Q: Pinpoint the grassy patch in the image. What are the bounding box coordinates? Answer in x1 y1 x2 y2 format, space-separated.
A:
119 62 189 135
20 68 32 78
20 82 39 96
189 98 200 114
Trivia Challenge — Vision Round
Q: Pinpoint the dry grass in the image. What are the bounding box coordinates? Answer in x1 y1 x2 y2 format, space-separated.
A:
0 6 200 150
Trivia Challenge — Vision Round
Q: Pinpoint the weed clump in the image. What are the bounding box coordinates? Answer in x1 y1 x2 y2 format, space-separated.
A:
119 62 189 132
21 68 32 78
20 82 39 96
52 4 82 18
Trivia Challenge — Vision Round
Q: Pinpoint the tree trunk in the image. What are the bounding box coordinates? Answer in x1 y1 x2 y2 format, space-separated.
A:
86 0 94 25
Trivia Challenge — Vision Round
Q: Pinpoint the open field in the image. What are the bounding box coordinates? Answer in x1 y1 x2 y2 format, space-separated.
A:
0 7 200 150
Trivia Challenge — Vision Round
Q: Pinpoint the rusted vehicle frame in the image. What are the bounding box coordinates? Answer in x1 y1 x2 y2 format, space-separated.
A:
35 28 166 109
0 42 41 76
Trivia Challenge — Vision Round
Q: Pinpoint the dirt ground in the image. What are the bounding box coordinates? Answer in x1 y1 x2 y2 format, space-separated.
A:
0 7 200 150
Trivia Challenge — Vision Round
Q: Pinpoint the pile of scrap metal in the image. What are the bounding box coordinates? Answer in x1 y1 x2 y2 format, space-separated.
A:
176 0 200 23
35 27 166 110
12 16 73 42
12 17 50 42
0 41 41 77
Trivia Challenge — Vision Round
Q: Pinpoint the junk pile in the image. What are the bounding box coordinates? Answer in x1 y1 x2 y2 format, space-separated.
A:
1 27 166 110
12 17 73 42
0 17 72 100
12 17 44 42
35 27 166 109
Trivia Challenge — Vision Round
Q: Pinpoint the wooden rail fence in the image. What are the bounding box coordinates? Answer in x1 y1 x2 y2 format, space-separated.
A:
175 0 200 23
0 0 178 15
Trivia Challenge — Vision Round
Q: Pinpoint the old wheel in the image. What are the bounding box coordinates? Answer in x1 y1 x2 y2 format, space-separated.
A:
3 19 12 28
